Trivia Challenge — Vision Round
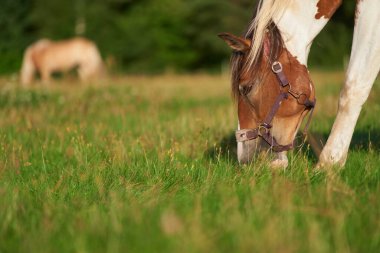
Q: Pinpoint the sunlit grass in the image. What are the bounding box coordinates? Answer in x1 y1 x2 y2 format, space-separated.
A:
0 72 379 253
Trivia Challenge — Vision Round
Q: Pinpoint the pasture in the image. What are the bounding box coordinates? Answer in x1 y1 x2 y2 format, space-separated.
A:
0 72 379 253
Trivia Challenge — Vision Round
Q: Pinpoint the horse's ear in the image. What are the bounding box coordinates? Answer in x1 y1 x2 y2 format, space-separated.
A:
218 33 251 52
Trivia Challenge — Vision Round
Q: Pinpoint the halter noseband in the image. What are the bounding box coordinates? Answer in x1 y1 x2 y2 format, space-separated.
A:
236 61 316 152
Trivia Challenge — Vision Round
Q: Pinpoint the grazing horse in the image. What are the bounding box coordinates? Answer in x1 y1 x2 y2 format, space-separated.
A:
21 37 104 86
219 0 380 168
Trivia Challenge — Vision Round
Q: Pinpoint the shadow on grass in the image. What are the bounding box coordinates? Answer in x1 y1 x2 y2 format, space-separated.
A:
204 128 380 163
350 130 380 150
204 133 238 164
308 128 380 151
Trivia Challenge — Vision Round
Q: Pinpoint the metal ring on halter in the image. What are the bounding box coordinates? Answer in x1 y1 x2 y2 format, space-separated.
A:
271 61 283 73
258 124 270 135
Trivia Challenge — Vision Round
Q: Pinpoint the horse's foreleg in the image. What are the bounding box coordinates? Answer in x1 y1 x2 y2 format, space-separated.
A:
78 63 101 82
78 66 88 82
40 68 51 85
318 0 380 167
318 79 377 167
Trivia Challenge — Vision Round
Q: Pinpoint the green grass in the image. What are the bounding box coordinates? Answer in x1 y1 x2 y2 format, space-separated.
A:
0 73 380 253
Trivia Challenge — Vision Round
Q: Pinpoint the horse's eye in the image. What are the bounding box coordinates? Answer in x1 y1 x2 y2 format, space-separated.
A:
239 85 252 95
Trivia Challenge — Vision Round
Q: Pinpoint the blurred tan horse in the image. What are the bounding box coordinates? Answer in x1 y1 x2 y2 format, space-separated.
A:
21 37 104 86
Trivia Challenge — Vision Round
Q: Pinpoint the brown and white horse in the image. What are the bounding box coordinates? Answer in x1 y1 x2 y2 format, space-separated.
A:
220 0 380 168
21 37 105 86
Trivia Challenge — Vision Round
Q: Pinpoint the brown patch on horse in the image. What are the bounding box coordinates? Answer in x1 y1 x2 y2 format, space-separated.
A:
238 98 258 129
222 22 283 101
315 0 342 19
238 49 314 129
219 23 315 132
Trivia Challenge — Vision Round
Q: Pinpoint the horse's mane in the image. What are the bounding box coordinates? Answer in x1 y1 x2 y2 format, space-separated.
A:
231 0 290 100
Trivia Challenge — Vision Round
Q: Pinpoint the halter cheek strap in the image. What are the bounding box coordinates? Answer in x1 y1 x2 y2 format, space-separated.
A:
236 61 316 152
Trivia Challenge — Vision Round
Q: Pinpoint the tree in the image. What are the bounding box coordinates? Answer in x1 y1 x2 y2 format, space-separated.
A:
0 0 33 74
0 0 359 74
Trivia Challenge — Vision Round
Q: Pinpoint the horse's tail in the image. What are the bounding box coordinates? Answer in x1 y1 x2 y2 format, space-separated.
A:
20 39 51 86
246 0 289 68
20 47 36 86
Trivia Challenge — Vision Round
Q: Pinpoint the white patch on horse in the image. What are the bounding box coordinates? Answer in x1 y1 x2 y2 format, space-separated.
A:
273 0 330 66
237 121 254 164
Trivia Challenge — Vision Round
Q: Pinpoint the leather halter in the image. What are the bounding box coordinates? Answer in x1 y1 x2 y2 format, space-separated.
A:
236 61 316 152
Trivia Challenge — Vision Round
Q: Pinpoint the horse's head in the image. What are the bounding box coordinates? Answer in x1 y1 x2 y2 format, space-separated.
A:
219 28 315 167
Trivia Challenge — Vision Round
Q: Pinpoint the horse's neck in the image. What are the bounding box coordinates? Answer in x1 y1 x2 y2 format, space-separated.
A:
273 0 341 65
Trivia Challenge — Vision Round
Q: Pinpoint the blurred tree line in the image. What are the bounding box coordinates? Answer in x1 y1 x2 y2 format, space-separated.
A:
0 0 355 75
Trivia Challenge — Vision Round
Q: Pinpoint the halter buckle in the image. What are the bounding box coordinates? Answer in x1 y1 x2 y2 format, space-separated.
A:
258 124 270 136
271 61 283 74
260 123 272 129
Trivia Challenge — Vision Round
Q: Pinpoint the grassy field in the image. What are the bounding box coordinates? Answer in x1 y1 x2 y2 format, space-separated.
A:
0 72 379 253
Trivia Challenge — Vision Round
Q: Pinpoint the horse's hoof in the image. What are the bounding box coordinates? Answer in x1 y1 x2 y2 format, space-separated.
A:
270 159 288 169
315 161 327 170
315 161 344 171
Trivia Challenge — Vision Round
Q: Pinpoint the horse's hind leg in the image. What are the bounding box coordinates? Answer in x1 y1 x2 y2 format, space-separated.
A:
318 0 380 167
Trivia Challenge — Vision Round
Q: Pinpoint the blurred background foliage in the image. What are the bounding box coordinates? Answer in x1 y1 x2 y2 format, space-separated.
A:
0 0 355 75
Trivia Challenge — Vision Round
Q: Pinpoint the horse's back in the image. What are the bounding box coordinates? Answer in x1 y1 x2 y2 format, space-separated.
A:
35 37 102 72
30 39 51 50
